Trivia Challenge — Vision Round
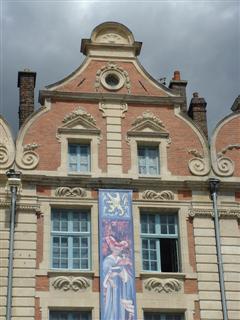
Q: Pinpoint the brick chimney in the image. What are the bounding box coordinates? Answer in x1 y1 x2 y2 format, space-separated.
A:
169 70 188 112
188 92 208 138
18 69 36 128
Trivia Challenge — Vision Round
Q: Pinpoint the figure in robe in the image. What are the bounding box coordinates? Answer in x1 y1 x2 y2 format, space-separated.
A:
102 236 135 320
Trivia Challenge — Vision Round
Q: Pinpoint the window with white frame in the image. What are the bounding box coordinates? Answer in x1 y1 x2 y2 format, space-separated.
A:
144 312 183 320
68 143 90 173
51 209 91 270
50 311 91 320
141 213 179 272
138 145 160 175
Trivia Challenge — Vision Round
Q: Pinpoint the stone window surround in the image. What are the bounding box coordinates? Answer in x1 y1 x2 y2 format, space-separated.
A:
127 135 171 179
57 129 102 177
37 202 98 276
134 205 192 276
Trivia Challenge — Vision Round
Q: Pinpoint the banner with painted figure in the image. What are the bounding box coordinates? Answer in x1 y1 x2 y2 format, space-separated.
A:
99 189 137 320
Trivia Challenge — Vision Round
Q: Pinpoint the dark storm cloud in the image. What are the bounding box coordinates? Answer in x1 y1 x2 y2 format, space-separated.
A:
0 1 239 136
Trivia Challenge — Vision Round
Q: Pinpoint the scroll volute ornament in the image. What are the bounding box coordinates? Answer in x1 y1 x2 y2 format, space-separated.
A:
0 118 15 169
212 144 240 177
16 143 40 170
188 149 210 176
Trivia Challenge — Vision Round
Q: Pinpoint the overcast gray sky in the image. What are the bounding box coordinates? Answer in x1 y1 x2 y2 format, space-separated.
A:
0 0 239 136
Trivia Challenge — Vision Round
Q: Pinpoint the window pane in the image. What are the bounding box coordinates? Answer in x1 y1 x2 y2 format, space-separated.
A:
68 144 90 173
160 239 179 272
51 211 90 270
144 314 183 320
141 213 179 273
50 311 91 320
138 146 159 175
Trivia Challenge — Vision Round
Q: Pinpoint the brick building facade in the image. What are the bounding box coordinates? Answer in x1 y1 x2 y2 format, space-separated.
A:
0 22 239 320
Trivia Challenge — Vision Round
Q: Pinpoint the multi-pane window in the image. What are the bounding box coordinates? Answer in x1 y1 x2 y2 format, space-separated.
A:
50 311 91 320
144 313 183 320
68 144 90 173
51 209 91 270
138 146 159 175
141 213 179 272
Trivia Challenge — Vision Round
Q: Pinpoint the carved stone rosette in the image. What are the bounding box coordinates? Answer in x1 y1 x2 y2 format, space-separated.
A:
188 149 210 176
55 187 87 198
16 143 40 169
144 278 181 293
142 190 174 201
52 276 90 291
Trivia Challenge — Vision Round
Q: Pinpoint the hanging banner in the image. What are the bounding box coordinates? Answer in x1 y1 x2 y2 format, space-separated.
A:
99 189 137 320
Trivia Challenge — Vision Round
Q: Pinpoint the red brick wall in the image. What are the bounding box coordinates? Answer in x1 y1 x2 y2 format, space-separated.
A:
193 301 201 320
36 275 49 291
23 101 107 172
36 185 51 196
215 116 240 177
186 217 197 272
178 190 192 200
55 60 168 97
35 297 42 320
184 279 198 294
36 212 44 269
122 105 203 175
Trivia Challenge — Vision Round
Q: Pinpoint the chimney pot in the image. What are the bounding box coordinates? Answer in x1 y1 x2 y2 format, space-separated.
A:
172 70 181 81
193 92 199 98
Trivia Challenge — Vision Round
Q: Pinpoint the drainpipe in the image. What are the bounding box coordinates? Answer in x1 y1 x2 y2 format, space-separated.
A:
6 169 22 320
209 178 228 320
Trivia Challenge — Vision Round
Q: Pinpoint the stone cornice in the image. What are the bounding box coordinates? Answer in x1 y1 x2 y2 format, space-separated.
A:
189 207 240 220
39 90 184 106
0 200 40 211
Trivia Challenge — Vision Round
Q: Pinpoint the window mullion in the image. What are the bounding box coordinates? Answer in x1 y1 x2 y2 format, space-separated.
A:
77 145 81 172
157 239 161 271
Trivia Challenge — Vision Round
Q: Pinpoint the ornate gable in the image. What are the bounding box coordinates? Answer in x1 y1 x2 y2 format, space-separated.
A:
128 111 169 138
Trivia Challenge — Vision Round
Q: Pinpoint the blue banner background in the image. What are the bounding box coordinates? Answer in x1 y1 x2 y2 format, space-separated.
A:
99 189 137 320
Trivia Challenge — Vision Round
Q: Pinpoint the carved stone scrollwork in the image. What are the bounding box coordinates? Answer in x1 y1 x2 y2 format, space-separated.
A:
55 187 87 198
188 208 240 220
142 190 174 201
132 111 165 128
211 144 240 177
213 144 240 177
17 143 40 169
0 120 15 169
0 143 8 165
120 103 128 118
95 62 131 93
52 276 90 291
188 149 210 176
63 107 96 125
144 278 181 293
